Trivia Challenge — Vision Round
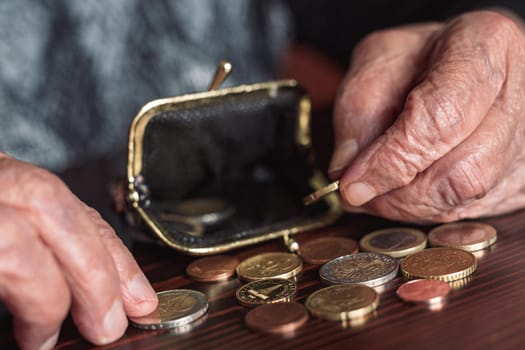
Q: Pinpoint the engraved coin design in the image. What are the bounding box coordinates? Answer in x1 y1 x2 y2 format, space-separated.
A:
236 252 303 282
360 227 427 258
320 253 398 287
428 222 497 252
236 278 297 307
245 302 308 334
129 289 208 330
306 285 379 321
299 237 358 265
400 247 477 281
303 181 340 206
397 279 451 304
186 255 240 282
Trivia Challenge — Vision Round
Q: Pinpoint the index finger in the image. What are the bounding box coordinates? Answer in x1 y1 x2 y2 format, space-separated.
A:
339 12 508 206
0 162 128 345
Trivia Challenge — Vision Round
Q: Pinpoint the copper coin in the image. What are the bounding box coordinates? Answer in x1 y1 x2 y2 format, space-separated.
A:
400 247 477 282
397 279 451 304
428 222 497 252
245 302 308 334
299 237 358 265
186 255 240 282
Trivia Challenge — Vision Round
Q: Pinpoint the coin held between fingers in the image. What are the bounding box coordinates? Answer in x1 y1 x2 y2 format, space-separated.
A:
303 181 340 206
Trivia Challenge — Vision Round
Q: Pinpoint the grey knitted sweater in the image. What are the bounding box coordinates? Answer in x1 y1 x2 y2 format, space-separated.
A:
0 0 291 171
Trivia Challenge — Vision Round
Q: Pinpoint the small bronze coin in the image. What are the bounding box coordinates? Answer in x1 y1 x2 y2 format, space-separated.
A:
359 227 427 258
396 279 451 304
236 252 303 282
245 302 308 334
129 289 208 330
186 255 240 282
299 237 358 265
400 247 477 282
236 278 297 307
306 284 379 321
428 222 497 252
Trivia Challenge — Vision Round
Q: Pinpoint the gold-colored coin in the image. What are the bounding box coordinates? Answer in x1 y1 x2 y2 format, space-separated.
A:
236 278 297 307
236 252 303 282
303 181 340 206
400 247 477 282
305 285 379 321
428 222 497 252
129 289 208 330
359 227 427 258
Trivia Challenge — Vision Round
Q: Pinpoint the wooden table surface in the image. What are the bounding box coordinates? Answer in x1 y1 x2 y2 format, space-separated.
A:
1 160 525 349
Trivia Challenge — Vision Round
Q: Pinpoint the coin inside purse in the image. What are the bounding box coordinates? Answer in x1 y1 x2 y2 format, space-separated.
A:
127 80 341 255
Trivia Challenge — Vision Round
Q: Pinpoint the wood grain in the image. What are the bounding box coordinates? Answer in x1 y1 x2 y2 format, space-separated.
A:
2 209 524 350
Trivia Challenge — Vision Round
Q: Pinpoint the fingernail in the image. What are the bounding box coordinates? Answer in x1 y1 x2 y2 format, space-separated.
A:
128 273 156 302
39 331 59 350
100 299 127 345
329 139 359 179
344 182 377 206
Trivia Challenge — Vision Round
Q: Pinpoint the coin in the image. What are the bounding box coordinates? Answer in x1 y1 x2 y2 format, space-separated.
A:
396 279 451 304
129 289 208 330
299 237 359 265
245 302 308 334
359 227 427 258
320 252 398 287
161 217 204 237
448 275 473 291
236 278 297 307
303 180 340 206
428 222 497 252
400 247 477 282
164 197 235 225
306 284 379 321
236 252 303 282
186 255 240 282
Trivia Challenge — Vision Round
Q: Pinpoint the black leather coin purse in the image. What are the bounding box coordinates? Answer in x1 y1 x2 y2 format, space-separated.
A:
125 63 341 255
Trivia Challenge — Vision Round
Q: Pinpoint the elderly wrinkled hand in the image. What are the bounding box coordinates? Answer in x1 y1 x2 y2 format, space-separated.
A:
0 153 158 350
330 10 525 223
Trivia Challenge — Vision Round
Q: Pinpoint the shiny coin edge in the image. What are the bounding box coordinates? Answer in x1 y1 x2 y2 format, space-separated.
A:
129 289 209 330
